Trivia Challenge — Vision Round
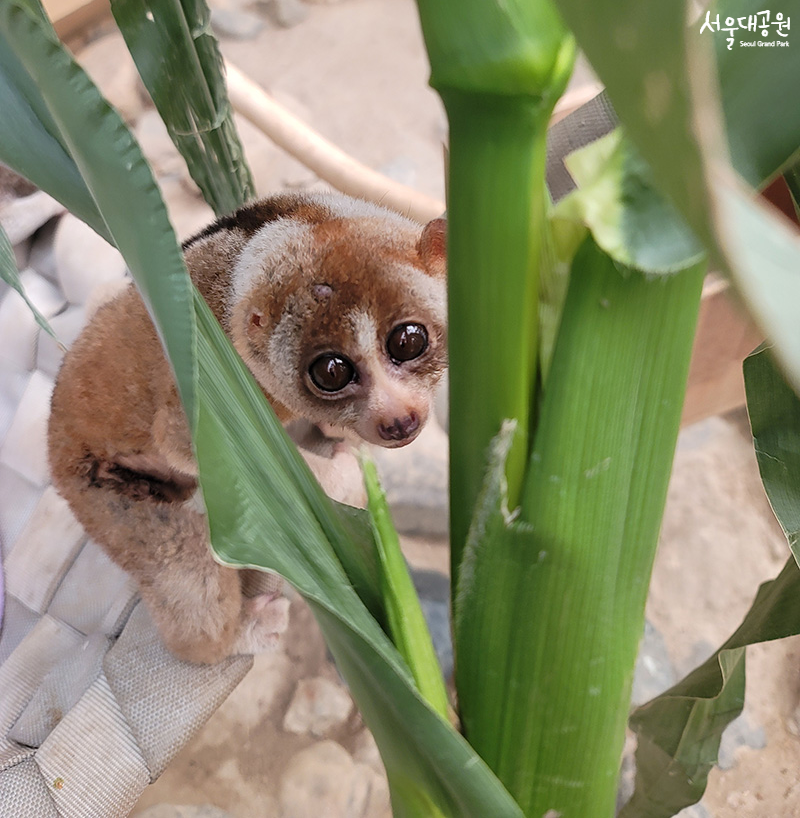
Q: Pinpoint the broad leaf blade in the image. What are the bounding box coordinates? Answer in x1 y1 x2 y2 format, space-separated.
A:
192 293 524 818
714 0 800 187
623 342 800 816
0 26 107 240
551 0 800 392
553 129 705 275
362 454 450 720
623 558 800 817
0 0 198 427
745 345 800 559
111 0 255 215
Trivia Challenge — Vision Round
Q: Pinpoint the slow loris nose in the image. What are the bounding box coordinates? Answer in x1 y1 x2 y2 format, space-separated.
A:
378 413 420 442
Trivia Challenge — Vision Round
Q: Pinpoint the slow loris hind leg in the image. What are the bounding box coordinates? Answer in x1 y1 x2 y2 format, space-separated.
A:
51 457 288 665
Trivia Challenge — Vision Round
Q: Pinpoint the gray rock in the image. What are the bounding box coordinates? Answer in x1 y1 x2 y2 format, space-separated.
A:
674 803 713 818
134 110 187 182
616 740 636 813
280 741 368 818
267 0 309 28
631 620 677 706
234 113 316 196
378 155 419 188
371 418 449 537
282 676 353 737
717 713 766 770
54 214 128 306
157 178 215 243
210 7 265 39
213 650 292 726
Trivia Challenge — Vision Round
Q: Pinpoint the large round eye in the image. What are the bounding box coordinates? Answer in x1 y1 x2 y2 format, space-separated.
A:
309 354 356 393
387 323 428 363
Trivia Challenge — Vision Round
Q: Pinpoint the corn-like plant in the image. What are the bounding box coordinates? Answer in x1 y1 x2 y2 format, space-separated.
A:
1 0 799 815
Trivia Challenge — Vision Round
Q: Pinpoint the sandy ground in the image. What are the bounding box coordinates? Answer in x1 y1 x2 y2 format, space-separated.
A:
60 0 800 814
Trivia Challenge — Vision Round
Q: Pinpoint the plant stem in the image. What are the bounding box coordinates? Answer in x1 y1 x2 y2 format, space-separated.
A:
445 91 551 584
512 244 703 814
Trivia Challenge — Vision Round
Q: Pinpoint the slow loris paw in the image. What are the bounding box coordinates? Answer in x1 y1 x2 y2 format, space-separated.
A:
234 593 290 655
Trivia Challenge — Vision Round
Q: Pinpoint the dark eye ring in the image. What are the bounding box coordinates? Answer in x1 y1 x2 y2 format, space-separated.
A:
387 323 428 363
308 354 356 393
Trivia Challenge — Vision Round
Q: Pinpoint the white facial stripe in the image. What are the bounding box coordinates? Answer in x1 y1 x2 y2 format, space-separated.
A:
263 310 304 402
230 219 313 310
349 309 379 357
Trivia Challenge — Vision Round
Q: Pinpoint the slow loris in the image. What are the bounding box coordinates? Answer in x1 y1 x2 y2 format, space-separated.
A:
47 191 447 664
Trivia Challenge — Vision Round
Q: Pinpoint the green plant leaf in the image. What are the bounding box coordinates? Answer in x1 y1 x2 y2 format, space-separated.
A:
786 164 800 219
111 0 255 215
622 557 800 818
0 222 59 340
0 26 108 241
551 0 800 392
714 0 800 187
745 344 800 560
0 0 198 427
192 292 523 818
362 453 450 721
553 129 704 275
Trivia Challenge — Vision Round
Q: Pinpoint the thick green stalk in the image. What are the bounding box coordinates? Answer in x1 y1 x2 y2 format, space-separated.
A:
444 92 551 579
416 0 574 583
496 242 703 814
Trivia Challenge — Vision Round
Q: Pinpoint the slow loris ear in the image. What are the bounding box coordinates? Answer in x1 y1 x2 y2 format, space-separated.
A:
417 217 447 278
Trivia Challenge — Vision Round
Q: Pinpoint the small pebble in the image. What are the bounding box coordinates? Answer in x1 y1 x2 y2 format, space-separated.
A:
54 215 127 306
283 676 353 737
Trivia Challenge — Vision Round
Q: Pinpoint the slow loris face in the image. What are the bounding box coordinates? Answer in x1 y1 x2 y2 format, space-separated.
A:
228 199 447 447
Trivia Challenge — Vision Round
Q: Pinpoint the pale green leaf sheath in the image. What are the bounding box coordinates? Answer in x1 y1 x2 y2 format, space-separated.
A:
456 240 704 816
361 453 450 721
415 0 576 571
111 0 255 215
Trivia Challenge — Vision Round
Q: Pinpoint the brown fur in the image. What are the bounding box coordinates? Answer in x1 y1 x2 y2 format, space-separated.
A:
48 191 447 664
